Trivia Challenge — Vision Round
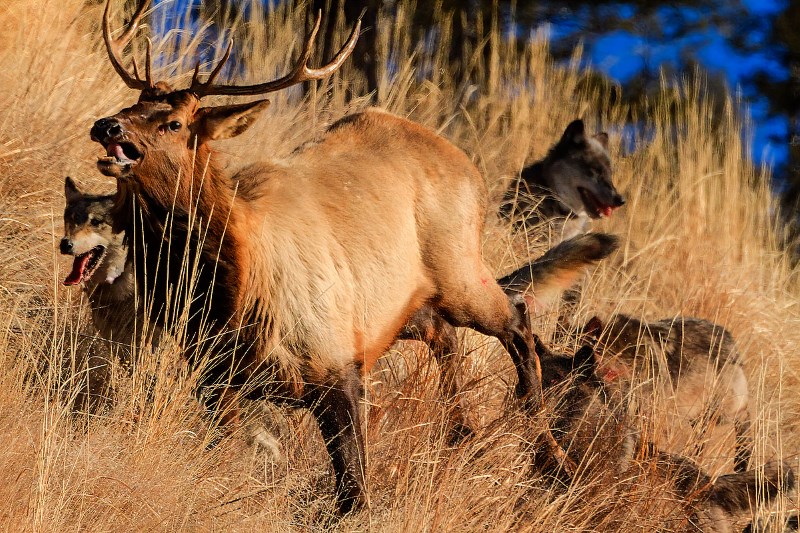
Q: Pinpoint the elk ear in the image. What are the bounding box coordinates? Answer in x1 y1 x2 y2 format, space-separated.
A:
594 132 609 149
64 176 82 202
558 119 587 148
196 99 271 141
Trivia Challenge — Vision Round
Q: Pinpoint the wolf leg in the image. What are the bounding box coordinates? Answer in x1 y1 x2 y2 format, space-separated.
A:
734 408 753 473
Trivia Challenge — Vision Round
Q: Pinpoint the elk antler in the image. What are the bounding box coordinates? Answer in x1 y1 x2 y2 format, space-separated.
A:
103 0 154 91
189 10 362 98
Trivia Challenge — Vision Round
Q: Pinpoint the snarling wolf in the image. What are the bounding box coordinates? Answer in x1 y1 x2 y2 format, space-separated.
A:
61 176 136 351
499 119 625 241
580 315 752 473
540 343 794 533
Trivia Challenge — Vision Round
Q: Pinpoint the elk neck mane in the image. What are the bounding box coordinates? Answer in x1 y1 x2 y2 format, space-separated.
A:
112 141 255 348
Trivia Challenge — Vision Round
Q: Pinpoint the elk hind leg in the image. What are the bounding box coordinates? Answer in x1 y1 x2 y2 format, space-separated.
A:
435 275 573 474
398 305 472 444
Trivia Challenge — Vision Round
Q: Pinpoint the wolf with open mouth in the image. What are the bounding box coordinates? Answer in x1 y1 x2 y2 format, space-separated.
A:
60 176 139 351
500 119 625 242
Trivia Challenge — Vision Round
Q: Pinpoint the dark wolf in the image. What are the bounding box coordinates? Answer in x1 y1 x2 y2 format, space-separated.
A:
540 342 793 533
499 119 625 241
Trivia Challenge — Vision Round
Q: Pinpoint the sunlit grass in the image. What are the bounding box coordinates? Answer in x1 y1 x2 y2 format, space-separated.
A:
0 0 797 530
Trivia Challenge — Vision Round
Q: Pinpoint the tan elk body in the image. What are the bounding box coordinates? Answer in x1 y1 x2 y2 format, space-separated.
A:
90 0 578 513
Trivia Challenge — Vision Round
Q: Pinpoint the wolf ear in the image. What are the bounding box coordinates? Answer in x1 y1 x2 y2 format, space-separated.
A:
196 99 271 141
572 345 597 374
583 316 604 341
64 176 82 202
559 119 587 148
594 132 609 149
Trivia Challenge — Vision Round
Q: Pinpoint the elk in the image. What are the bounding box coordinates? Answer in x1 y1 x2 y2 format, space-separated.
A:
93 0 567 513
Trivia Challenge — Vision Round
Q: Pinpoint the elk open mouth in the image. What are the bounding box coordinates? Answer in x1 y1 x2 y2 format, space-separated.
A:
97 142 142 177
63 246 106 286
578 187 616 219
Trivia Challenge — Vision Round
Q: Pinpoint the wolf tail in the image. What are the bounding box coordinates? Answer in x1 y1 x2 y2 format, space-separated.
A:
497 232 619 312
711 460 795 514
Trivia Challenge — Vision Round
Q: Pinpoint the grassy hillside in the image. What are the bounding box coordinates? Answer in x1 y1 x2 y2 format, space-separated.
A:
0 0 797 530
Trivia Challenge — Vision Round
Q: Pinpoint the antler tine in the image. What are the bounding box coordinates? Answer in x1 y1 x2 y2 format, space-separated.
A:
144 37 154 87
102 0 153 90
191 10 362 98
190 38 234 95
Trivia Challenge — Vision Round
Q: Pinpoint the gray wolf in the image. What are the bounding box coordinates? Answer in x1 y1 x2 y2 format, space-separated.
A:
61 176 137 351
582 314 752 473
540 342 793 533
92 1 573 512
499 119 625 242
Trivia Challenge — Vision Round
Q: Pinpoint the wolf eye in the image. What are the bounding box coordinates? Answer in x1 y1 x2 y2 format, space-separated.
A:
168 121 182 132
90 218 102 227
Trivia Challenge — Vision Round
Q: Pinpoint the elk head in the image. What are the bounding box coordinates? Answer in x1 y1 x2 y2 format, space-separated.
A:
91 0 361 200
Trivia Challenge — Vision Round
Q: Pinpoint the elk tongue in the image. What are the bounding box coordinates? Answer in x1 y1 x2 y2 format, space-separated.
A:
108 143 130 163
63 254 90 286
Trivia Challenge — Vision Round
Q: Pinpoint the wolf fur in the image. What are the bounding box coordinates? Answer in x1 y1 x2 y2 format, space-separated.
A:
539 343 793 533
581 314 752 473
499 119 624 242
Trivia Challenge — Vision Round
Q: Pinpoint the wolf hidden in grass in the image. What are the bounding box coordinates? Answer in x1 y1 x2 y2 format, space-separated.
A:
581 314 752 473
61 176 139 353
539 341 794 533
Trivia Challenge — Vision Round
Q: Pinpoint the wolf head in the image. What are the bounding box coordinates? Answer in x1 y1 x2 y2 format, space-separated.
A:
540 119 625 219
61 177 127 286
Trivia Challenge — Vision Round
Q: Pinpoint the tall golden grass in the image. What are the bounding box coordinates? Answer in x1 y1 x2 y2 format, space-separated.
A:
0 0 798 530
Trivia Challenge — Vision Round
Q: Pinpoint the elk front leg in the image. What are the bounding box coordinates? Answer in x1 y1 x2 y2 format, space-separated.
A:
304 365 367 515
399 305 473 443
203 385 243 448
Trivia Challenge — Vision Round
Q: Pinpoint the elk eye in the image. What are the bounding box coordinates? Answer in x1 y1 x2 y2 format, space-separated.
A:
168 121 182 132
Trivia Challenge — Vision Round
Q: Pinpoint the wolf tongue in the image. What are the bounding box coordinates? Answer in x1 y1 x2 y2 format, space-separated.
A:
63 254 91 286
600 206 613 218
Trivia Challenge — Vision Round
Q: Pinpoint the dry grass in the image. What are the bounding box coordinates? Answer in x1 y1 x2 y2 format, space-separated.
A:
0 0 798 530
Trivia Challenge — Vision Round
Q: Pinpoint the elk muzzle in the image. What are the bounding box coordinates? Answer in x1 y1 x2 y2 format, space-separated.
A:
92 117 142 178
91 117 124 144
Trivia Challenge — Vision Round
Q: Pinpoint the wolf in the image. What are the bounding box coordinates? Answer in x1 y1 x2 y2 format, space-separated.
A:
539 342 794 533
499 119 625 242
61 176 139 353
581 314 752 473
